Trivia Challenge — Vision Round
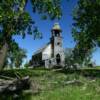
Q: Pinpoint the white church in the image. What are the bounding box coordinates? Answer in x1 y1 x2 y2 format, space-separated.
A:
30 23 65 68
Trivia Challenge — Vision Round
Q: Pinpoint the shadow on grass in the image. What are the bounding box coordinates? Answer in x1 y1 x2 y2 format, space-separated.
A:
0 68 50 78
1 67 100 79
57 68 100 79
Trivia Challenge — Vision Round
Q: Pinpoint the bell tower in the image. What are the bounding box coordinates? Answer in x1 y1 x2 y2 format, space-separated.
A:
50 23 65 66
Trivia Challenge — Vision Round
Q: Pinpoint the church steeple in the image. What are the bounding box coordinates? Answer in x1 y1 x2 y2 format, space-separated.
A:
50 22 64 66
51 23 62 37
50 23 63 58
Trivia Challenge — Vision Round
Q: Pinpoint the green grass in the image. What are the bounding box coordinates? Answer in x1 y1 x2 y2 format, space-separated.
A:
1 68 100 100
29 85 100 100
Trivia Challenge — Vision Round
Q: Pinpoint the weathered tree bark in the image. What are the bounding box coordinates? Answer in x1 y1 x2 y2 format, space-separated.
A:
0 76 30 94
0 42 8 71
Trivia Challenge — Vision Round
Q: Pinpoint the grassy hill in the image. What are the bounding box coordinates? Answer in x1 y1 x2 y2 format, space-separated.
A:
0 68 100 100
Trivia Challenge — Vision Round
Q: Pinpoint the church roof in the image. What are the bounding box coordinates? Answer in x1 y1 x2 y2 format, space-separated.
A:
52 23 61 31
33 42 50 56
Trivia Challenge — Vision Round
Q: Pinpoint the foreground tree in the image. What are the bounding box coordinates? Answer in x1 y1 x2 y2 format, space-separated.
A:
0 0 62 70
72 0 100 65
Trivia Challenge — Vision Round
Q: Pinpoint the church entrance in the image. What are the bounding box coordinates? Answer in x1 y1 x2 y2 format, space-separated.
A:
56 54 61 65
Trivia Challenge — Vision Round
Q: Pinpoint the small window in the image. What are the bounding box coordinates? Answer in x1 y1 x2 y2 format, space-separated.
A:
49 60 51 64
57 42 60 45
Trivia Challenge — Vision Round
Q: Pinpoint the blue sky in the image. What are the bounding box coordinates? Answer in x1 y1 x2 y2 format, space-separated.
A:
13 0 100 65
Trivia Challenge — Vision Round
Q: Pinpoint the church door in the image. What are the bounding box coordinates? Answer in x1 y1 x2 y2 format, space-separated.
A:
56 54 61 65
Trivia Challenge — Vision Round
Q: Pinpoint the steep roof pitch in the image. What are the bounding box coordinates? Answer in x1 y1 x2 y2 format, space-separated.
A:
33 42 50 56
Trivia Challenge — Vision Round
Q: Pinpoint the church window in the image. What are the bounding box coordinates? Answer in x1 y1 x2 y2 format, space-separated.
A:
57 42 62 46
49 60 51 64
57 42 60 45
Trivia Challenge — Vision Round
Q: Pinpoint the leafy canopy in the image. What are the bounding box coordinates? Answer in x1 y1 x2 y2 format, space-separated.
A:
72 0 100 64
0 0 62 46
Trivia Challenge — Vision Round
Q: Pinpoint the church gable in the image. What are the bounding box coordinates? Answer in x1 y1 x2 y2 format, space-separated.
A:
42 44 52 60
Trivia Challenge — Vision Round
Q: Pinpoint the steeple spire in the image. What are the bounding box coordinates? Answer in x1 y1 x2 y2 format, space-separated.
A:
52 22 62 32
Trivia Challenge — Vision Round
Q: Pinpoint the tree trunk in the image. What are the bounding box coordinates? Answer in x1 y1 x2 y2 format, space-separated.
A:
0 42 8 71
